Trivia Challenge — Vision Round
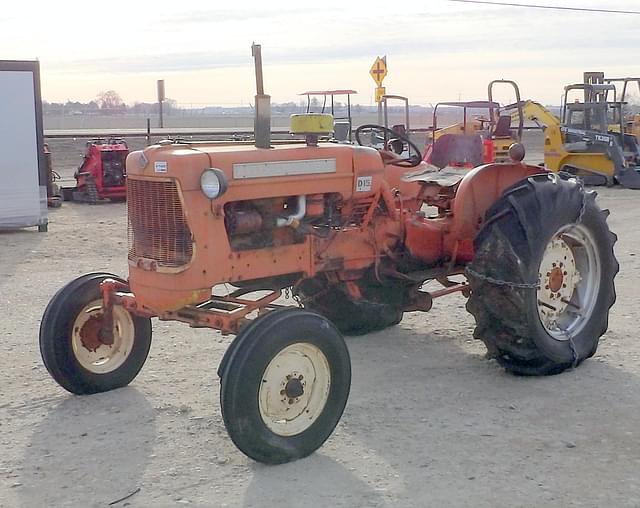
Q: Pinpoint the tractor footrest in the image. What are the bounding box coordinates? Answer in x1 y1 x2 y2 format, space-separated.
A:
161 290 283 333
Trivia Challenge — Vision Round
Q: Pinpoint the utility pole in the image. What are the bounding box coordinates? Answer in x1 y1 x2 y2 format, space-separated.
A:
157 79 165 129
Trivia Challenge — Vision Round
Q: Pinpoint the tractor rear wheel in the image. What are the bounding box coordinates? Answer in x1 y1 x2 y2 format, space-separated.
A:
219 308 350 464
40 273 152 394
466 173 618 376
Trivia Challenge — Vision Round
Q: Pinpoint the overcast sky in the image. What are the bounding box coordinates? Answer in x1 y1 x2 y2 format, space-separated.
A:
2 0 639 106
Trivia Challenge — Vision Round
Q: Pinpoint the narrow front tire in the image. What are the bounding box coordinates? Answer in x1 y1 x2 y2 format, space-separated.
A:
220 308 351 464
40 273 152 394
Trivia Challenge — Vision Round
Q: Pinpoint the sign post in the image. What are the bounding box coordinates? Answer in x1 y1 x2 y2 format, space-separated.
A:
369 56 387 124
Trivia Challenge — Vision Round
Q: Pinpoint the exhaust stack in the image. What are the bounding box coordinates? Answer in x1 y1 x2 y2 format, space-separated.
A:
251 43 271 149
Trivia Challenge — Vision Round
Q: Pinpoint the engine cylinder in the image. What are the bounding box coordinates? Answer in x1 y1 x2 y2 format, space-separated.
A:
226 210 263 235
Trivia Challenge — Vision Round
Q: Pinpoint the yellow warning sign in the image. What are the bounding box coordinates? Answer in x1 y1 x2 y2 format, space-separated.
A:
369 56 387 86
375 86 386 103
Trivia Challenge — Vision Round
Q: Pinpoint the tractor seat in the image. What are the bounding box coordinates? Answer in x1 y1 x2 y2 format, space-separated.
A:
429 133 484 169
402 165 468 188
492 115 512 137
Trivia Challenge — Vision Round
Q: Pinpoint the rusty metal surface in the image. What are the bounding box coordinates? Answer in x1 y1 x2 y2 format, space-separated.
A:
78 314 104 352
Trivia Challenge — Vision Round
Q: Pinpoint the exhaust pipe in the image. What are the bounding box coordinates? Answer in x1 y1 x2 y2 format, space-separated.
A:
251 43 271 149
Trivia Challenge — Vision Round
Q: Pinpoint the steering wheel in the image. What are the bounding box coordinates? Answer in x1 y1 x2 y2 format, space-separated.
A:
354 124 423 167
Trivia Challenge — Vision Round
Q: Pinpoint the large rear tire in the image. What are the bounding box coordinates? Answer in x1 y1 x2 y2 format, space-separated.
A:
220 308 351 464
466 173 618 376
40 273 152 394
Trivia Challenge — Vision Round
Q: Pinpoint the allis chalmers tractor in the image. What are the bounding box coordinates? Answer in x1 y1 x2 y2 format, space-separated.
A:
62 138 128 202
40 50 618 465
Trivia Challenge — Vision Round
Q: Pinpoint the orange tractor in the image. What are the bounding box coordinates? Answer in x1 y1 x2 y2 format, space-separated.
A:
40 47 618 464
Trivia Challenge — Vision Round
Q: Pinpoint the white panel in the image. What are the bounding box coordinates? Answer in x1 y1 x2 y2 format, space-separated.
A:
0 70 42 228
233 158 336 179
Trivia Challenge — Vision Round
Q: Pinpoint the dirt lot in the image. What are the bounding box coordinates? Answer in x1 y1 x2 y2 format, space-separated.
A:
1 141 640 507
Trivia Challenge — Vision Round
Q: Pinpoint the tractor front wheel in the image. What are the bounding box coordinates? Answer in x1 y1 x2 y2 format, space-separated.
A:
466 173 618 376
40 273 152 394
219 308 351 464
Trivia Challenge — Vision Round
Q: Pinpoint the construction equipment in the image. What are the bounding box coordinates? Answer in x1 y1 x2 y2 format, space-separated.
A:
424 80 524 167
40 47 618 465
505 82 640 188
603 75 640 138
61 138 128 203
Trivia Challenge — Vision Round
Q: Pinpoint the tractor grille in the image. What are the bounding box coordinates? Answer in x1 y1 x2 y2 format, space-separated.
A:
127 179 193 268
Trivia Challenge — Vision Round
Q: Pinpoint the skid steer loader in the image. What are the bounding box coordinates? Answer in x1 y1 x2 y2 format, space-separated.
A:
39 46 619 464
505 82 640 188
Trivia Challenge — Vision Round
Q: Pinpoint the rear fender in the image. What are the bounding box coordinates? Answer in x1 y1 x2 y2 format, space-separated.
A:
450 162 546 243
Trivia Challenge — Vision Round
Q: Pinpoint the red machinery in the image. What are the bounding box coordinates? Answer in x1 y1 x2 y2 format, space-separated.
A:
63 138 128 202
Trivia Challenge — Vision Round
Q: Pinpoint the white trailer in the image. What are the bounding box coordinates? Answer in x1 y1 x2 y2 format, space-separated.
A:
0 60 47 231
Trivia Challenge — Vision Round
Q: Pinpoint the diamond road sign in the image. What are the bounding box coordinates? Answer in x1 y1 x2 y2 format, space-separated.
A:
369 56 387 86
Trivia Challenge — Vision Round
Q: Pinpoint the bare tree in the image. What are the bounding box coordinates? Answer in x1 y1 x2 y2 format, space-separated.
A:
96 90 125 112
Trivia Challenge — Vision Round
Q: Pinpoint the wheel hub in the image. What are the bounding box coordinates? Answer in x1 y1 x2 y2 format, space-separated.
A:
78 314 106 352
71 300 135 374
548 266 564 293
538 237 579 327
259 343 331 437
284 376 304 399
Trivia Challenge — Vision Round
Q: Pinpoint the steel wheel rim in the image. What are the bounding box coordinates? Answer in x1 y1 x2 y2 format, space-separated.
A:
71 299 135 374
537 223 601 341
258 342 331 437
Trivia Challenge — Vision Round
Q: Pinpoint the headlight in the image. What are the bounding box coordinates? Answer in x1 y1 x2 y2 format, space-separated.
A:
200 168 228 199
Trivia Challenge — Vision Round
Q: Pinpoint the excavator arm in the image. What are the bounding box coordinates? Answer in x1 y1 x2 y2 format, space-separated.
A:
503 100 560 128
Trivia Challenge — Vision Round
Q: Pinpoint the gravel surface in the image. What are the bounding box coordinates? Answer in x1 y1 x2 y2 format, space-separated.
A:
1 150 639 507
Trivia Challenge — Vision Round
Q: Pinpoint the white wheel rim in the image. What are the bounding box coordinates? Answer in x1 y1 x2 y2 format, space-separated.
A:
258 342 331 437
537 223 601 341
71 299 136 374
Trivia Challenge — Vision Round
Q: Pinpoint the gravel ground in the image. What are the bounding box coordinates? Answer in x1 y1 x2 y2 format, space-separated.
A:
1 143 639 507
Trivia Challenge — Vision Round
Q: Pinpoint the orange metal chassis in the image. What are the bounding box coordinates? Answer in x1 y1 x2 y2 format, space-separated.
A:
101 144 544 336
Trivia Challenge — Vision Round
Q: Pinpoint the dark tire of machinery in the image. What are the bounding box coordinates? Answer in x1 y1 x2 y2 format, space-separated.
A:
220 308 351 464
466 173 618 376
294 277 404 335
39 272 152 394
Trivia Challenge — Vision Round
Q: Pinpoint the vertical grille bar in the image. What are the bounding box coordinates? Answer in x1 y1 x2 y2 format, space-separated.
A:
127 179 193 267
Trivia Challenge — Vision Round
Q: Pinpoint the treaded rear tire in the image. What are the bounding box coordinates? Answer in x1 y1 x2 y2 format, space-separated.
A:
466 173 618 376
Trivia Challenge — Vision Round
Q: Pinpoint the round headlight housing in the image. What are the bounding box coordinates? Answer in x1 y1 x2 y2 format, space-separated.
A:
200 168 228 199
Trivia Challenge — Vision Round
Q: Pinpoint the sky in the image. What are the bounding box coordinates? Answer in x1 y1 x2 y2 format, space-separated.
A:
2 0 640 107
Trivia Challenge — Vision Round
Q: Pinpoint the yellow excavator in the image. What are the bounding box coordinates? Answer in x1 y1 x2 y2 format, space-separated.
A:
505 82 640 189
